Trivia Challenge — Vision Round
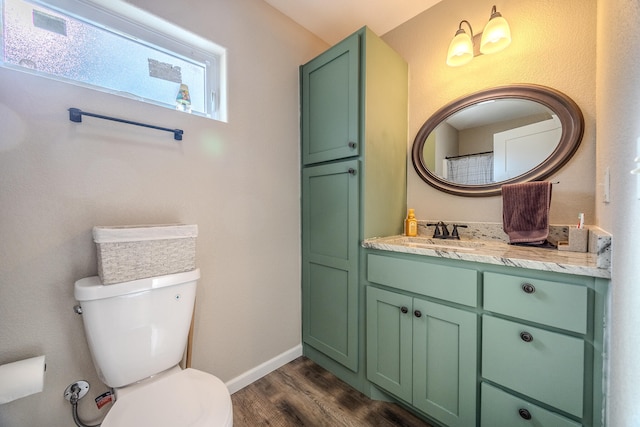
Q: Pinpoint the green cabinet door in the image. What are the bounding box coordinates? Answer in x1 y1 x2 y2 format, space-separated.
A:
302 160 359 371
366 286 413 402
367 285 478 427
413 298 478 427
301 33 359 165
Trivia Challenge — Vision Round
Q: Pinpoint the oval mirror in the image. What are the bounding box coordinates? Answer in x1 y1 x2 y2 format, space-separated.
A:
411 84 584 196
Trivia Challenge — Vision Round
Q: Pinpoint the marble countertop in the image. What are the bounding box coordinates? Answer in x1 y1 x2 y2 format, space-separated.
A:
362 234 611 279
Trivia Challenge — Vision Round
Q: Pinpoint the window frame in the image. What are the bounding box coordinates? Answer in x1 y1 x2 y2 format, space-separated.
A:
1 0 227 121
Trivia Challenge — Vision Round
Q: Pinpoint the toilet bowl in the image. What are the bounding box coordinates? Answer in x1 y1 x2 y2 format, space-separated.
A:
74 269 232 427
101 367 232 427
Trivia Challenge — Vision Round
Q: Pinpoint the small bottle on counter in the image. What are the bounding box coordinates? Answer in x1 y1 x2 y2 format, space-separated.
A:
405 208 418 237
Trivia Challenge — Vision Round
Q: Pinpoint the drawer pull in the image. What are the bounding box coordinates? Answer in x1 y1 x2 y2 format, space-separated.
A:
414 310 422 318
520 331 534 343
521 283 536 294
401 306 408 314
518 408 532 420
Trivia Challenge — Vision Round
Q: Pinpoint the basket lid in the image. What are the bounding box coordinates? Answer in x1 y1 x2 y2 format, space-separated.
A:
75 269 200 301
93 224 198 243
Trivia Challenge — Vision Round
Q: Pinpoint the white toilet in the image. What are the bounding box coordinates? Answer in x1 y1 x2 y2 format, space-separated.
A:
74 268 233 427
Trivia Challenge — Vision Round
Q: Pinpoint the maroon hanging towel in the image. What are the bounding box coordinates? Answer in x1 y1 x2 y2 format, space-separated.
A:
502 181 552 245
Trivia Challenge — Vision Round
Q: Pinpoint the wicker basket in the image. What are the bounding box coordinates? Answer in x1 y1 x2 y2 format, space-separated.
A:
93 224 197 285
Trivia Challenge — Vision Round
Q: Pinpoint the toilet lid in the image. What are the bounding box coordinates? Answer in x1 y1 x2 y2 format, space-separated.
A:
101 368 233 427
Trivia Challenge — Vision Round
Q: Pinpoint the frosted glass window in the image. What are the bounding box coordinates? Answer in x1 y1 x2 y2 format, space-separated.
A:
1 0 224 120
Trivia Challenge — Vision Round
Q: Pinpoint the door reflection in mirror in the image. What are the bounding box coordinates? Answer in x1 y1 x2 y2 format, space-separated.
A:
426 99 558 184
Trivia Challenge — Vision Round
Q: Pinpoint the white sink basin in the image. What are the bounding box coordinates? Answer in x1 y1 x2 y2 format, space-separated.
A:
389 236 485 252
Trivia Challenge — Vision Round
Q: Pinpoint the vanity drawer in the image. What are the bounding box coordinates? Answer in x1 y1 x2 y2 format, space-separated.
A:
367 254 478 307
481 383 581 427
482 315 584 417
484 272 588 334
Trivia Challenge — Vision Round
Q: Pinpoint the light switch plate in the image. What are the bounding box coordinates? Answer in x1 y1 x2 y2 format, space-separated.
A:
604 167 610 203
635 137 640 200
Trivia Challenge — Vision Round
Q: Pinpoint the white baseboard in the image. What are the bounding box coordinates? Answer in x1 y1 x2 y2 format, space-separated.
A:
225 344 303 394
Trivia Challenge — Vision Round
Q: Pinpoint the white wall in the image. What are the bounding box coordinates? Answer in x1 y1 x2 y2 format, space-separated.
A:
596 0 640 424
383 0 597 224
0 1 327 425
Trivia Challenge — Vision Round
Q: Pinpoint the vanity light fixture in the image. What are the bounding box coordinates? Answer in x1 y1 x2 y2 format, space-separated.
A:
446 20 474 67
480 5 512 54
446 5 511 67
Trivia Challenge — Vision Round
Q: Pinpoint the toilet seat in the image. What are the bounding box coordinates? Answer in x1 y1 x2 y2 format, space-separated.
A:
101 368 233 427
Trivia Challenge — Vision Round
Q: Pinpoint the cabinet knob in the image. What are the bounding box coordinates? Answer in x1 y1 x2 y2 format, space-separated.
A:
520 331 534 343
518 408 532 420
347 168 357 176
414 310 422 318
348 141 357 149
521 283 536 294
400 306 408 314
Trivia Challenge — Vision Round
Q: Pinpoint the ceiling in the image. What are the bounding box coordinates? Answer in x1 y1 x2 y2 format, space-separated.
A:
263 0 443 45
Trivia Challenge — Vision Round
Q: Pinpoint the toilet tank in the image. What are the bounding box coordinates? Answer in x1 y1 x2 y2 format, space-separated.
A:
74 269 200 388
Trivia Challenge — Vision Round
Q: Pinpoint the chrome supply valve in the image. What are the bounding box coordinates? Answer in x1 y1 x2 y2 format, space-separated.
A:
65 381 103 427
73 304 83 315
64 381 90 402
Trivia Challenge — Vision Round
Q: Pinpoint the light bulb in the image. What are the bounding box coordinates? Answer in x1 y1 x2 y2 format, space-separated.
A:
480 8 511 55
447 30 473 67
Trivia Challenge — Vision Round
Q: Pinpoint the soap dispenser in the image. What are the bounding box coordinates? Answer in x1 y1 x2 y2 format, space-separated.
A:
405 209 418 237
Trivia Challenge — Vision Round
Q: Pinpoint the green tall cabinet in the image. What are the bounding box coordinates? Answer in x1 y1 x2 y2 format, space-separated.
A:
300 27 408 378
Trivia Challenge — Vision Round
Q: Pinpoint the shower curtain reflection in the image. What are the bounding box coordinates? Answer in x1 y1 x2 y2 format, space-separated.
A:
445 152 494 184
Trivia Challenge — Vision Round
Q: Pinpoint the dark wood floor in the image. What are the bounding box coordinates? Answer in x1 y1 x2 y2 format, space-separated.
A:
231 356 434 426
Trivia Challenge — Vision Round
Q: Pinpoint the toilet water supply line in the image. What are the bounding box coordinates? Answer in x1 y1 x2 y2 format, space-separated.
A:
67 382 102 427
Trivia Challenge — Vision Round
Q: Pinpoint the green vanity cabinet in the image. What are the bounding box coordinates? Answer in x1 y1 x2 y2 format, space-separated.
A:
366 255 478 427
364 250 608 427
480 271 605 427
367 287 478 427
300 26 408 379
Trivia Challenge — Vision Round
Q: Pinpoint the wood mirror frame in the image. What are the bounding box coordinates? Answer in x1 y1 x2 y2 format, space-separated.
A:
411 84 584 197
